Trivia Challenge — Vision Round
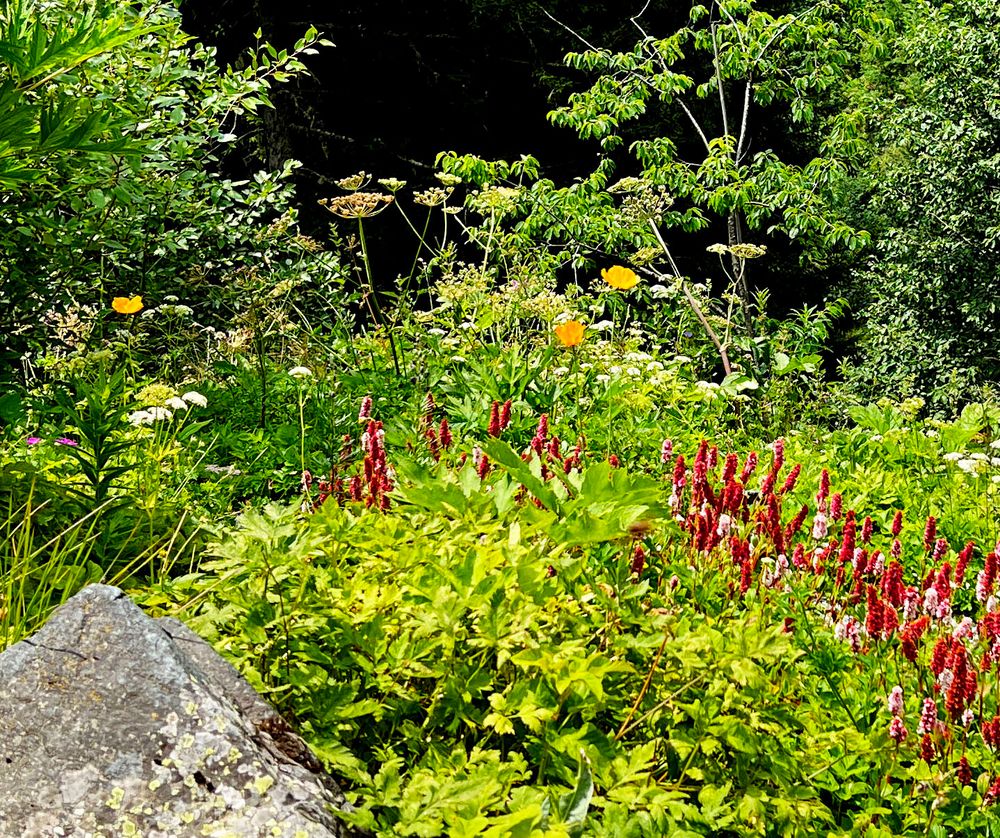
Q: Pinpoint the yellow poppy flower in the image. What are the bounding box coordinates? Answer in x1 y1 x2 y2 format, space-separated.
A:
601 265 639 290
112 295 143 314
554 320 585 347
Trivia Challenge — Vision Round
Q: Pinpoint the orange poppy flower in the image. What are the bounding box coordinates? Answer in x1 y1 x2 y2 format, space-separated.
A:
112 295 143 314
554 320 586 347
601 265 639 290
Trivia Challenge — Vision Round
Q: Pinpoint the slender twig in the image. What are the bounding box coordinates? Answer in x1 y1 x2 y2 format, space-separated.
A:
649 221 733 375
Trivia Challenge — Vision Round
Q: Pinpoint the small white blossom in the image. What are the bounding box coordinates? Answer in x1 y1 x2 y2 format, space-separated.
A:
165 397 188 411
287 367 312 380
182 391 208 406
127 410 153 427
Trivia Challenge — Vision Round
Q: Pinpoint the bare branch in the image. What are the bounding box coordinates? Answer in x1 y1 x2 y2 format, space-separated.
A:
649 221 732 375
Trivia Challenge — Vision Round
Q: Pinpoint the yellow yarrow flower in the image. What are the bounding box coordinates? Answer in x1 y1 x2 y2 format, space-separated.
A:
601 265 638 290
554 320 586 347
112 295 143 314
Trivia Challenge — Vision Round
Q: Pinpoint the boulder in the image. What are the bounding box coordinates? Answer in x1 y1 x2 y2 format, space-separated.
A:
0 585 361 837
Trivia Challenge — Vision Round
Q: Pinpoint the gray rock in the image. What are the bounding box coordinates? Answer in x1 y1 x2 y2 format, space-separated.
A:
0 585 361 837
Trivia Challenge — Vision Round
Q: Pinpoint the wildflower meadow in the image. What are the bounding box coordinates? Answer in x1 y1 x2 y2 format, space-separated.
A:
2 0 1000 835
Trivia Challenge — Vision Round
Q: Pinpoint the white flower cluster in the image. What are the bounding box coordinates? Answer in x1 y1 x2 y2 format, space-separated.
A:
943 449 1000 475
127 391 206 426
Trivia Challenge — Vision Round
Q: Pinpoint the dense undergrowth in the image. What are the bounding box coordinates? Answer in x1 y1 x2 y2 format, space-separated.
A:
3 0 1000 835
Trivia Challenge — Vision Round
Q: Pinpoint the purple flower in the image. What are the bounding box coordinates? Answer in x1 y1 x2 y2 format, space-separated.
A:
55 437 78 446
26 437 41 446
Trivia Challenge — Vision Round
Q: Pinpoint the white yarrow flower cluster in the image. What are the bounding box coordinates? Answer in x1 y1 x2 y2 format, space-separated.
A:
182 391 208 407
288 367 312 380
127 407 172 426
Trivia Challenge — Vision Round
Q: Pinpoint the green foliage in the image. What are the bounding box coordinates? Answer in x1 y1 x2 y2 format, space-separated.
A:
0 0 340 386
836 0 1000 407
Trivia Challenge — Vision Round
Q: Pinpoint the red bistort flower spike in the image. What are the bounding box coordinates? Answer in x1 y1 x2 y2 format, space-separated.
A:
358 395 372 421
946 644 971 720
425 429 440 461
816 469 830 505
438 417 453 449
900 616 929 663
477 453 491 480
889 510 902 538
889 717 908 743
933 538 949 563
957 756 972 786
499 399 512 431
739 451 758 484
985 776 1000 804
631 544 646 575
772 438 785 471
983 715 1000 748
861 516 873 544
488 401 501 437
955 541 975 586
830 493 843 521
920 733 935 765
838 511 857 566
923 516 937 552
859 579 883 640
883 561 906 608
780 463 801 495
784 504 810 543
739 556 754 595
930 636 953 676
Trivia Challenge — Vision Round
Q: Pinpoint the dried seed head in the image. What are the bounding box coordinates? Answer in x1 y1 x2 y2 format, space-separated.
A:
320 192 394 218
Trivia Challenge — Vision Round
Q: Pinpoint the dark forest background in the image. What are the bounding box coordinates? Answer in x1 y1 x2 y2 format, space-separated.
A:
178 0 828 312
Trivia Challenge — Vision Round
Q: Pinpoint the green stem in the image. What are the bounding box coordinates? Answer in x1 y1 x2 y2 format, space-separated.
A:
357 219 402 377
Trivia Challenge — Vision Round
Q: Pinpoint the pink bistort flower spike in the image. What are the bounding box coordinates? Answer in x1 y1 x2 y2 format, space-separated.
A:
816 469 830 505
917 697 938 735
661 438 674 465
889 717 908 743
888 685 904 717
358 395 372 421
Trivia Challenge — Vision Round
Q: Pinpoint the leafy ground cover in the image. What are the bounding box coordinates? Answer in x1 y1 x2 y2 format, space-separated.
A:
3 0 1000 835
